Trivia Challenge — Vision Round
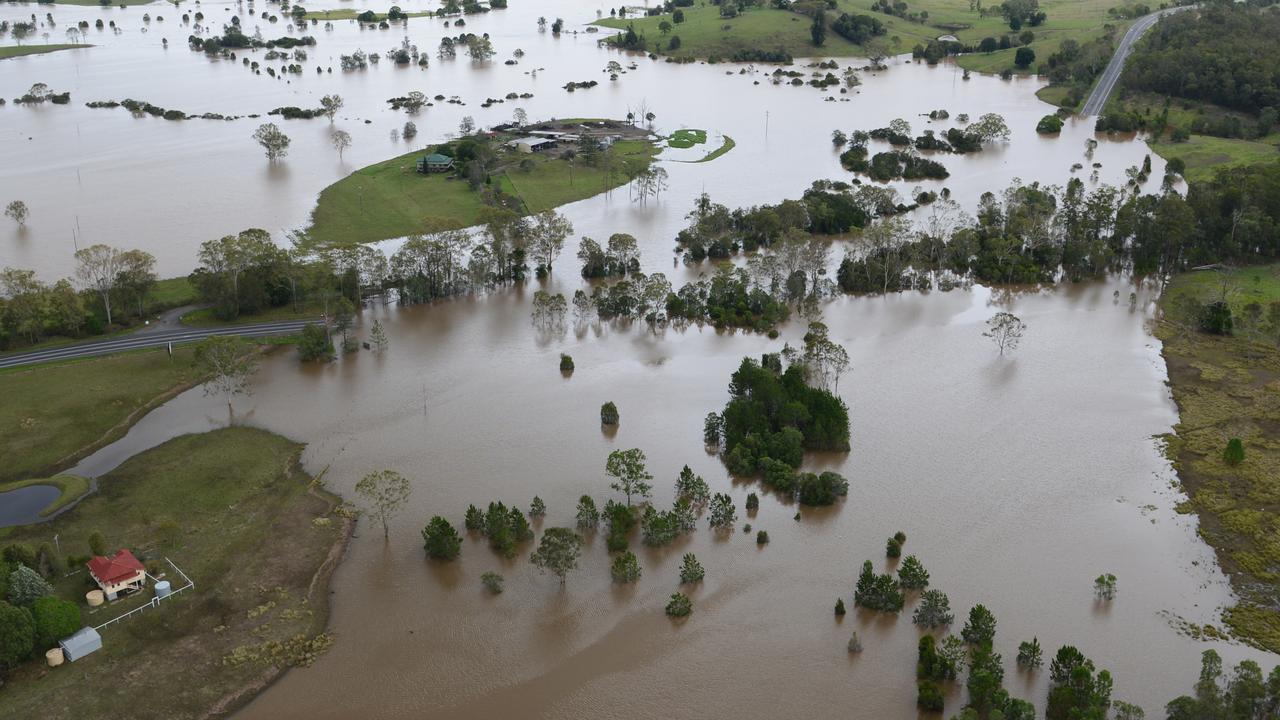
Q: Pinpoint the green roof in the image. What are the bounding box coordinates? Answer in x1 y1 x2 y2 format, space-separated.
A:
423 153 452 164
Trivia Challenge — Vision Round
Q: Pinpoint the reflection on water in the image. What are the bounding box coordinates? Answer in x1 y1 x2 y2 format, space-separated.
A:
84 277 1274 718
0 0 1168 279
0 485 61 528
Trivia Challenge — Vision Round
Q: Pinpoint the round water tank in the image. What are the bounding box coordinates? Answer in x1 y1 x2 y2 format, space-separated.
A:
86 590 104 607
154 580 171 598
46 648 65 667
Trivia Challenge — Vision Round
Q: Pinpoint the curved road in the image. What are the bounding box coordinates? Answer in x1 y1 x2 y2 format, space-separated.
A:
0 319 320 370
1081 5 1195 117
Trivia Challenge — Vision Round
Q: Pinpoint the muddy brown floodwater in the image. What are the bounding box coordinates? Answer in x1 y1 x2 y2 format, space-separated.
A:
73 276 1275 718
1 0 1165 280
4 0 1265 716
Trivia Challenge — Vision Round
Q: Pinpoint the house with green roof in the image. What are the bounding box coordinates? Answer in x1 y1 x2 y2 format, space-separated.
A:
417 152 454 173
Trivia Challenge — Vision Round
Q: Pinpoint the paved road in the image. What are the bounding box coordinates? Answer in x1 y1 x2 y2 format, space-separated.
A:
1081 6 1195 117
0 319 320 370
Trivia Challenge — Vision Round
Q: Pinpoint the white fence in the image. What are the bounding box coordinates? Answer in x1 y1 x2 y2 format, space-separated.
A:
93 557 194 631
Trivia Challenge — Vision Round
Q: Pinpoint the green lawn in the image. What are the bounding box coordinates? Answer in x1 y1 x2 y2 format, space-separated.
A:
697 135 736 163
669 128 708 148
597 0 1131 69
0 44 91 60
1157 265 1280 653
1152 135 1280 183
180 301 324 327
0 427 348 720
308 139 658 246
0 348 202 484
149 276 198 310
0 474 91 517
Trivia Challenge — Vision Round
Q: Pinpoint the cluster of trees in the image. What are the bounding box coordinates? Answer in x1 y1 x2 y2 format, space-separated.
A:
835 161 1280 298
1124 3 1280 117
839 115 1010 179
188 23 315 54
0 543 97 673
1166 649 1280 719
0 245 157 348
463 501 535 558
830 12 886 44
706 342 851 482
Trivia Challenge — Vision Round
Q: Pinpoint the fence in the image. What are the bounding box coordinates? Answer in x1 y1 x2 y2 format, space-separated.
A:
93 557 194 631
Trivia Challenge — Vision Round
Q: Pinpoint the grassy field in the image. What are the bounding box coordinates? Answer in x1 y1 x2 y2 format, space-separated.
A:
0 348 202 484
0 44 91 60
697 135 736 163
52 0 152 5
0 474 91 517
0 427 350 720
1151 135 1280 183
1157 264 1280 653
308 139 658 246
180 301 324 327
597 0 1131 73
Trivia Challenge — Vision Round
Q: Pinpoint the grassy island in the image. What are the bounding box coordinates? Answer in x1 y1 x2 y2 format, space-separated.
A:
0 427 350 720
0 44 91 61
308 120 658 246
1158 264 1280 653
595 0 1131 72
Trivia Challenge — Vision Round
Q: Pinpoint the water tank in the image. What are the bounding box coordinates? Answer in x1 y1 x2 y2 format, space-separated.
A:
154 580 171 598
46 648 65 667
85 590 104 607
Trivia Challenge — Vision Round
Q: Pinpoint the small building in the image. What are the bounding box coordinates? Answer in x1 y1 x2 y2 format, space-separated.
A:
87 549 146 601
59 627 102 662
416 153 454 173
510 136 558 154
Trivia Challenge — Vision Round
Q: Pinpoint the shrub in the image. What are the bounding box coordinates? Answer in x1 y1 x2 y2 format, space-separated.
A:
886 537 902 558
600 401 619 425
897 555 930 589
87 531 106 557
559 354 574 372
756 530 770 545
745 492 759 511
7 566 53 607
1014 46 1035 68
1200 301 1233 335
610 551 641 583
297 323 333 361
1036 114 1064 134
0 601 35 670
665 592 692 617
422 516 462 560
835 597 846 615
481 571 504 593
917 680 945 711
679 553 705 583
31 596 80 649
1224 438 1245 465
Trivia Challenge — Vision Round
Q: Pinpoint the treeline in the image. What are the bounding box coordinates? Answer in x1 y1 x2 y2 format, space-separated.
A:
836 161 1280 295
1124 2 1280 117
0 247 158 350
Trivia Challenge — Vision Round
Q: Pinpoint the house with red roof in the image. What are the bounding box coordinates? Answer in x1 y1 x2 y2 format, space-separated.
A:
87 549 146 601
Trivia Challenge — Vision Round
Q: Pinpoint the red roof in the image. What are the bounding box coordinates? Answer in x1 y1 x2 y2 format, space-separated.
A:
87 549 145 585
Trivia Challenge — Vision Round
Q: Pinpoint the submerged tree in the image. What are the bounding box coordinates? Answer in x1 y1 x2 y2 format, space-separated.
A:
983 311 1026 355
422 516 462 560
679 553 705 584
4 200 28 228
530 527 583 585
194 336 259 421
610 550 641 583
355 469 412 540
330 129 352 160
252 122 291 161
606 448 653 506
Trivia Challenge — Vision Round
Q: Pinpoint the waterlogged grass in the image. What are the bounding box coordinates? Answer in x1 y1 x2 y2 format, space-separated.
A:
698 135 736 163
668 128 708 148
0 44 91 60
0 427 348 720
308 139 657 245
597 0 1132 65
1158 264 1280 653
1150 135 1280 183
0 348 201 483
0 474 91 518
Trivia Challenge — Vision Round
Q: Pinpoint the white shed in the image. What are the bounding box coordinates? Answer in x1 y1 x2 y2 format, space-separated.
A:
59 627 103 662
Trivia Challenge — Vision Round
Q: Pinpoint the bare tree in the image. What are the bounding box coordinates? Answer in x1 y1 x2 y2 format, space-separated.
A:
331 129 352 160
74 244 125 325
513 107 528 127
983 312 1026 355
194 336 259 421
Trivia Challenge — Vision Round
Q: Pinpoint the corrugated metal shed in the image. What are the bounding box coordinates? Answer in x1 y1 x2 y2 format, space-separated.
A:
59 627 102 662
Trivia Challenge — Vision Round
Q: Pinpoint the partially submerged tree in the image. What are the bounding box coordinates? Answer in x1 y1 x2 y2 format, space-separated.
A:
422 516 462 560
330 129 352 160
252 122 291 161
355 469 412 540
74 244 126 325
605 448 652 505
983 311 1026 355
194 336 259 421
319 94 344 123
4 200 28 228
530 527 583 585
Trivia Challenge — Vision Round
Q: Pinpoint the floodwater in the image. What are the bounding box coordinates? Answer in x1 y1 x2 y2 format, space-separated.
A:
0 0 1165 279
0 484 60 528
69 275 1276 718
3 2 1256 717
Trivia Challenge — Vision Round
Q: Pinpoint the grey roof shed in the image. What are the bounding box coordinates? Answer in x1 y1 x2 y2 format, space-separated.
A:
59 627 103 662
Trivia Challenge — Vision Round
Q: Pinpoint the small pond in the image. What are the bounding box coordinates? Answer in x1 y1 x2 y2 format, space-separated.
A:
0 485 60 528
